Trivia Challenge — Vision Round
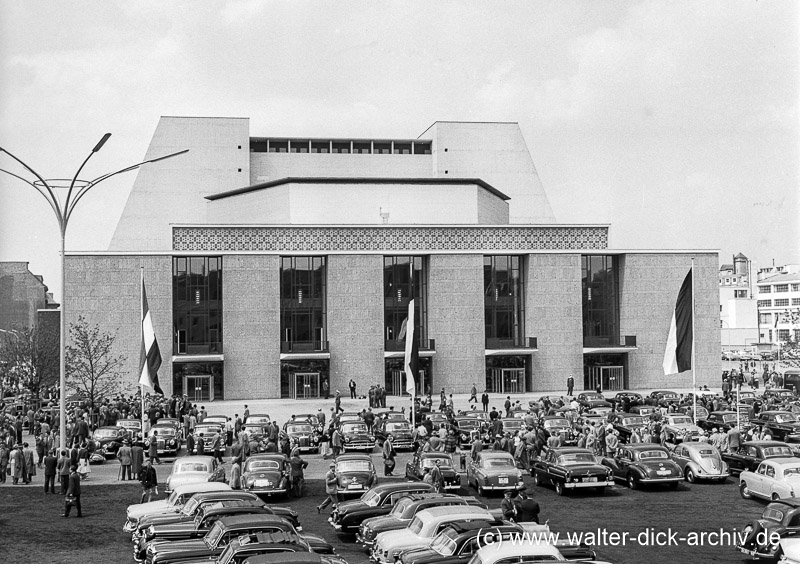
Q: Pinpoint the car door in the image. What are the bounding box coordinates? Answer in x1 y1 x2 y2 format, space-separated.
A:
613 448 631 479
672 445 688 472
749 463 770 498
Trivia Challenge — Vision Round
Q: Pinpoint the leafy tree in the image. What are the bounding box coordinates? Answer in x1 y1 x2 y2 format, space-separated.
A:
0 325 59 402
66 316 126 411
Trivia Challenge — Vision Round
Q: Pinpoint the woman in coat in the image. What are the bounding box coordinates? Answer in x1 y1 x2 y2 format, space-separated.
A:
0 443 8 483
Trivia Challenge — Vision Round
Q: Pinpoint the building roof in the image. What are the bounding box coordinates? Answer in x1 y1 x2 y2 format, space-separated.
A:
734 252 748 259
758 272 800 285
206 177 511 202
720 264 734 272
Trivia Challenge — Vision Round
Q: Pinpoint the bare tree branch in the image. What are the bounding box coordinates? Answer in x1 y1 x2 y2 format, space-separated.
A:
66 316 126 410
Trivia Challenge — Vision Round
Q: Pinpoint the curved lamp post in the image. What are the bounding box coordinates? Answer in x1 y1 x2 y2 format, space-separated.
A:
0 135 187 450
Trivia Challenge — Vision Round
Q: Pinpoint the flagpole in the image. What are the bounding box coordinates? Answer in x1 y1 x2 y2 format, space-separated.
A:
141 266 146 440
691 258 697 423
410 262 416 434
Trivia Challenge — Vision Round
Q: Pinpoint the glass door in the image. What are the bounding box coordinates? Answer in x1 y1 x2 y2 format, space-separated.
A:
291 372 320 399
502 368 524 393
185 375 212 402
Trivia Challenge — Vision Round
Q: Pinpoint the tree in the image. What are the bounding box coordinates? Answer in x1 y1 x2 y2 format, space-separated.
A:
66 316 126 411
0 325 59 403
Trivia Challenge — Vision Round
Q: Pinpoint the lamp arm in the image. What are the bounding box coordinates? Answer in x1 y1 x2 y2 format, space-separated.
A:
0 167 63 222
0 148 64 224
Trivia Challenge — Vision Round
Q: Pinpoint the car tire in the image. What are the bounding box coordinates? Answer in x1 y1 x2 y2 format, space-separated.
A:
740 482 753 499
555 481 566 496
627 474 638 490
685 468 696 483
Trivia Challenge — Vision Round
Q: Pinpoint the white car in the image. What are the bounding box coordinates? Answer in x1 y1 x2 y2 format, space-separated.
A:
740 458 800 501
123 481 230 532
165 455 226 492
467 540 613 564
372 506 492 563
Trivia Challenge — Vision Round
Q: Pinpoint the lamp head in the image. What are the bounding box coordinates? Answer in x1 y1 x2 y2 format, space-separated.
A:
92 133 111 153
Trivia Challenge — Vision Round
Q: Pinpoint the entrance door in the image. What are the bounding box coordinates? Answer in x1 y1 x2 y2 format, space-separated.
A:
186 376 212 402
587 366 623 392
502 368 524 394
390 370 406 396
291 372 320 399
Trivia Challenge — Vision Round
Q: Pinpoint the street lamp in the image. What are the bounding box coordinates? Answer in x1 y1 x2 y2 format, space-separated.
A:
0 135 187 450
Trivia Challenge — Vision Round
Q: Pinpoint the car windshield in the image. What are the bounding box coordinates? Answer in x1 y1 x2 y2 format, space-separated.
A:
181 497 200 515
583 394 603 400
762 507 785 522
196 426 219 435
286 425 313 434
118 420 139 428
430 529 459 556
176 461 210 473
387 422 410 432
622 417 645 426
722 414 737 423
204 520 225 548
248 416 270 424
246 460 281 471
94 428 118 439
167 490 181 505
458 420 480 429
337 460 372 472
558 453 597 465
361 489 381 507
409 516 424 535
670 417 692 425
638 450 669 460
484 457 515 468
153 427 175 436
544 419 569 428
784 467 800 478
503 420 523 429
776 414 798 423
422 457 453 469
391 497 414 516
342 423 368 433
764 447 794 457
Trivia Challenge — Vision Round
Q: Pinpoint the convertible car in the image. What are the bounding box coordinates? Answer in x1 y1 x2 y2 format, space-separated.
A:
241 454 291 497
532 447 614 495
601 444 683 490
466 451 524 495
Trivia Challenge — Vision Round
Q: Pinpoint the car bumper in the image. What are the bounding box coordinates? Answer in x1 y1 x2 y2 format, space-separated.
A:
336 486 369 496
123 520 137 533
243 486 289 495
481 483 526 491
355 533 374 548
641 477 684 484
564 479 615 489
443 483 461 490
737 546 778 559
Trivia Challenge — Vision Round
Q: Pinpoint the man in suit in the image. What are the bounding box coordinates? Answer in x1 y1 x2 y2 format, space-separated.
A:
131 440 145 478
62 464 82 517
43 449 58 493
57 450 70 494
515 491 541 523
117 440 132 480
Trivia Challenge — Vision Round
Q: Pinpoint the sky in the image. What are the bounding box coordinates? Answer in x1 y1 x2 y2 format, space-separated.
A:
0 0 797 301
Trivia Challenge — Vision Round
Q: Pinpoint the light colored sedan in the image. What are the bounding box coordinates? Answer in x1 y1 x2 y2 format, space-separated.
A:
165 455 226 492
670 442 729 483
466 452 524 495
740 458 800 501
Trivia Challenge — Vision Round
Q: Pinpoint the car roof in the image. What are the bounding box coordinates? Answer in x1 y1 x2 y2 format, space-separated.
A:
173 482 231 496
473 542 562 562
200 500 267 514
709 411 737 415
370 482 435 494
415 506 492 522
743 441 792 447
336 453 372 461
478 451 514 459
550 447 594 455
421 452 452 459
193 491 259 502
759 457 800 467
449 522 518 535
174 455 216 464
624 444 668 452
761 410 793 415
247 454 288 461
242 554 322 564
218 514 291 529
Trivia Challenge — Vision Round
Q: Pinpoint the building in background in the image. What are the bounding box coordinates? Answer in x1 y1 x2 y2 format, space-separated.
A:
64 117 720 401
0 261 59 333
756 264 800 347
719 253 758 350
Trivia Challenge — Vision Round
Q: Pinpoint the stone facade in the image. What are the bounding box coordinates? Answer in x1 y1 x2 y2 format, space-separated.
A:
427 254 486 393
0 261 55 332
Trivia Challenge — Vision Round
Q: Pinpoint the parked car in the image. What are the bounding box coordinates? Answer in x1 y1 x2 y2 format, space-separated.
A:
625 404 654 420
283 421 321 453
203 414 228 427
357 493 483 551
149 423 181 457
92 426 126 458
737 498 800 562
123 482 231 533
740 458 800 502
334 453 378 499
576 392 611 410
696 411 739 433
454 417 487 448
242 414 271 433
339 421 375 452
165 455 226 492
532 447 614 495
405 452 461 491
116 418 143 436
466 452 525 496
329 482 435 534
241 454 291 497
460 538 607 564
374 418 414 450
539 416 577 445
752 411 800 442
670 442 729 483
647 390 680 407
601 444 683 490
194 531 347 564
723 441 798 475
611 392 644 408
661 414 701 443
193 423 225 451
611 414 647 443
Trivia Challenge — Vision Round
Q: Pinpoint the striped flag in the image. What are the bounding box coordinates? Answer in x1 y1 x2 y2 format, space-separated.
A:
662 269 693 375
403 298 419 395
139 278 164 394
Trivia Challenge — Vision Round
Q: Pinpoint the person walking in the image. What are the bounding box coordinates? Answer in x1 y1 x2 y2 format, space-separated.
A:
43 449 57 494
334 391 343 414
317 462 338 513
349 379 357 399
212 431 224 464
147 430 161 465
22 442 35 483
229 455 242 490
469 384 478 404
62 464 82 518
501 490 517 521
567 375 574 396
289 448 308 497
382 435 396 476
10 444 25 485
118 440 133 481
131 440 145 478
331 427 343 458
139 459 158 504
57 450 71 494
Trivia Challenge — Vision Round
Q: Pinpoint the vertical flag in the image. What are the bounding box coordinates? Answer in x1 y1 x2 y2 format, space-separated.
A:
662 269 693 375
139 277 164 394
403 298 419 395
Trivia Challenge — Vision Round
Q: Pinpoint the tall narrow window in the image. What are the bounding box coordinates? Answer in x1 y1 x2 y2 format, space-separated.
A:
173 256 223 354
280 256 327 352
484 256 525 348
383 256 427 350
581 255 619 347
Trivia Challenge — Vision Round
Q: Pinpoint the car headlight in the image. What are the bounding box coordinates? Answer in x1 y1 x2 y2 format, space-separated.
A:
146 525 155 539
461 434 467 441
369 436 375 441
345 437 352 443
313 436 319 443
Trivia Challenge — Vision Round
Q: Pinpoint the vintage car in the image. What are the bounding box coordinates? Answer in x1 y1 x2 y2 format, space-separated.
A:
123 482 231 533
149 423 181 456
241 454 291 497
532 447 614 495
724 441 799 475
135 500 271 560
576 412 606 429
696 410 740 433
92 425 126 458
576 392 612 410
454 417 488 448
499 417 524 436
753 411 800 441
283 421 321 453
339 421 375 451
290 413 322 427
629 405 659 420
329 482 435 534
400 522 599 564
357 493 484 551
466 451 525 495
405 452 461 491
202 414 228 427
611 392 644 409
670 442 729 482
740 458 800 501
540 416 577 445
242 414 271 433
144 514 334 564
662 414 702 443
610 414 647 443
465 540 611 564
377 410 411 422
339 412 363 424
601 444 683 490
764 389 796 402
679 404 710 422
647 390 680 407
738 499 800 562
374 418 414 450
371 506 494 564
334 453 378 499
117 418 143 435
165 455 226 492
193 423 225 451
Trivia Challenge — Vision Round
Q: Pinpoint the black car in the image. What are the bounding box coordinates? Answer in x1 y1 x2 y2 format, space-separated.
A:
752 411 800 441
338 421 375 452
722 440 798 475
453 417 487 448
737 498 800 561
646 390 680 407
696 410 740 433
611 413 648 443
92 426 126 458
204 531 347 564
328 482 435 534
357 493 484 551
374 418 414 450
540 416 578 446
404 452 461 491
333 453 377 499
576 392 612 410
283 421 321 453
149 423 181 457
532 447 614 495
